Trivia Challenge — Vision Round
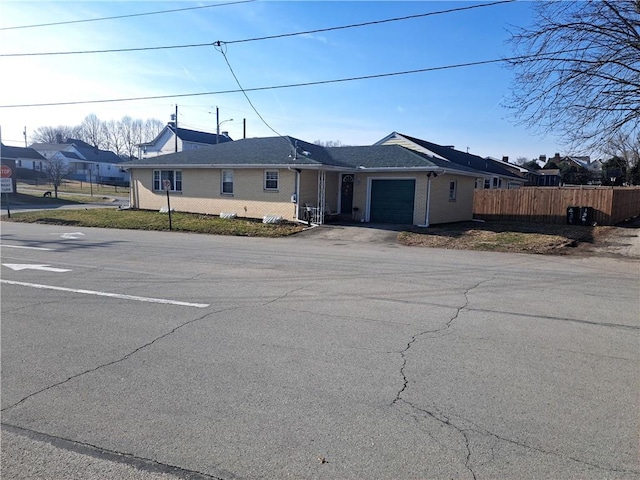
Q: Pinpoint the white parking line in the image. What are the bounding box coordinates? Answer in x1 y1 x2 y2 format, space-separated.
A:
0 245 52 251
0 280 210 308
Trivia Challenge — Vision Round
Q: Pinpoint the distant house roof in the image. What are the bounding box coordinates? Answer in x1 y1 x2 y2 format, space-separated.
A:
1 143 46 161
376 132 523 180
121 135 487 177
63 138 123 164
139 123 233 148
30 139 122 164
57 151 83 160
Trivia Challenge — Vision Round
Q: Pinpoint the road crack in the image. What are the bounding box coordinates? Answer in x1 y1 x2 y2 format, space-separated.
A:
390 279 488 479
2 306 240 412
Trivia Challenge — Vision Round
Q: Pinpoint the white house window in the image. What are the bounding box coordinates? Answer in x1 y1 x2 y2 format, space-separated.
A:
264 170 279 190
153 170 182 191
221 170 234 194
449 180 457 201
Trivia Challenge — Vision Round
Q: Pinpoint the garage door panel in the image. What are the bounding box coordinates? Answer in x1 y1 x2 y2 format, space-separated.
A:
370 179 415 224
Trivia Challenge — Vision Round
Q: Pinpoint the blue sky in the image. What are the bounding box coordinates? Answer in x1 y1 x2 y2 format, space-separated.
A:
0 0 561 161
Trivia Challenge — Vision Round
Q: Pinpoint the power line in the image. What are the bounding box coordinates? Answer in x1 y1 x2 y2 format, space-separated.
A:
0 0 255 31
0 56 522 109
0 0 515 58
226 0 515 45
213 42 291 149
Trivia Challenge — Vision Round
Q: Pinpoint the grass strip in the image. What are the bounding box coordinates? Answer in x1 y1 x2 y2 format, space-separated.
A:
2 209 305 237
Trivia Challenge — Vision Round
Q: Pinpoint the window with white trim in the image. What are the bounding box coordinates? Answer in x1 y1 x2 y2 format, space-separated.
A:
264 170 279 190
221 170 234 194
153 170 182 191
449 180 457 201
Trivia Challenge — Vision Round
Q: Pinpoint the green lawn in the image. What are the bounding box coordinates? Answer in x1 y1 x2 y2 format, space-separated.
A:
2 208 305 237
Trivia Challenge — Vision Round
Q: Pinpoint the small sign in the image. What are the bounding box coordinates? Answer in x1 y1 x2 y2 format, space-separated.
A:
163 179 171 190
1 178 13 193
0 165 12 178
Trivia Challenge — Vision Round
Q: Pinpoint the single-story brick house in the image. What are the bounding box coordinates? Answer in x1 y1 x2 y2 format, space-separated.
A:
120 136 487 225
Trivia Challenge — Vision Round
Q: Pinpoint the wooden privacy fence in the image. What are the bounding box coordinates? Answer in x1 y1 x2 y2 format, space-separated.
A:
473 186 640 225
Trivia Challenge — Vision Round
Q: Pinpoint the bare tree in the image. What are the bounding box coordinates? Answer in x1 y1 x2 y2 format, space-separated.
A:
31 125 80 144
119 116 143 160
45 157 71 198
80 114 106 148
142 118 164 143
103 119 124 156
506 1 640 153
604 131 640 184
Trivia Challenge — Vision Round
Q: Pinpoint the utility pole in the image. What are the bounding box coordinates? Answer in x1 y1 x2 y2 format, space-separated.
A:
23 127 27 147
174 104 178 153
243 118 246 139
216 107 220 144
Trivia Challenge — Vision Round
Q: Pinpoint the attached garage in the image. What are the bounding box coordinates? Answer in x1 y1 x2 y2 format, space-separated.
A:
369 179 416 224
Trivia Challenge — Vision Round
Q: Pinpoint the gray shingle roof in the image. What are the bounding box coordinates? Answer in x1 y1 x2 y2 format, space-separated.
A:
58 151 83 160
121 136 485 175
64 139 123 164
123 136 335 168
327 145 482 174
1 143 45 160
390 133 523 179
171 125 233 144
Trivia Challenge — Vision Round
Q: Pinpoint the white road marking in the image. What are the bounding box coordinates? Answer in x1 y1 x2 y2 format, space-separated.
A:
3 263 71 273
0 245 52 251
0 280 210 308
60 232 85 239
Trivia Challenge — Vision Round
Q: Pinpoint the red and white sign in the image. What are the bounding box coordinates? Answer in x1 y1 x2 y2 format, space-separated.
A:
0 165 13 193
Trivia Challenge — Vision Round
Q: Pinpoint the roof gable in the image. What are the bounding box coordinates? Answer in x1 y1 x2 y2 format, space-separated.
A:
378 132 523 180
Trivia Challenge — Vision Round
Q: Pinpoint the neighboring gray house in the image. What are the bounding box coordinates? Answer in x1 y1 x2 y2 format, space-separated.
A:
375 132 526 189
1 143 48 190
121 135 488 226
138 122 233 159
30 138 128 185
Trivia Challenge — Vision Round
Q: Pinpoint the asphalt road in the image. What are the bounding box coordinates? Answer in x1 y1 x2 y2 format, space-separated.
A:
1 222 639 480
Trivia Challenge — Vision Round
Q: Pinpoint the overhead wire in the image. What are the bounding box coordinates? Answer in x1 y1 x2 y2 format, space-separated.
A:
1 51 586 109
213 41 290 147
0 0 515 58
0 0 256 31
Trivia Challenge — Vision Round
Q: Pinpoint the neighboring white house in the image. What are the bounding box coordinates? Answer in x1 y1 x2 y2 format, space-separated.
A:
30 138 128 185
1 143 48 173
138 122 233 159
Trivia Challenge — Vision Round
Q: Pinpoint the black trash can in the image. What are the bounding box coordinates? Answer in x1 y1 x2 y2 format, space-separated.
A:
579 206 594 226
567 206 579 225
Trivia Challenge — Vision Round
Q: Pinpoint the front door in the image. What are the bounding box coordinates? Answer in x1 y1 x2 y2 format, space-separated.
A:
340 174 354 214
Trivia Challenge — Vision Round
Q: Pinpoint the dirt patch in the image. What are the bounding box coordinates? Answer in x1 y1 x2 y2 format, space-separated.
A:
396 220 640 258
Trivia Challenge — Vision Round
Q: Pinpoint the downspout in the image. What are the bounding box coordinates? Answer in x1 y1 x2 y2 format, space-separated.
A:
419 171 438 227
288 166 301 221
